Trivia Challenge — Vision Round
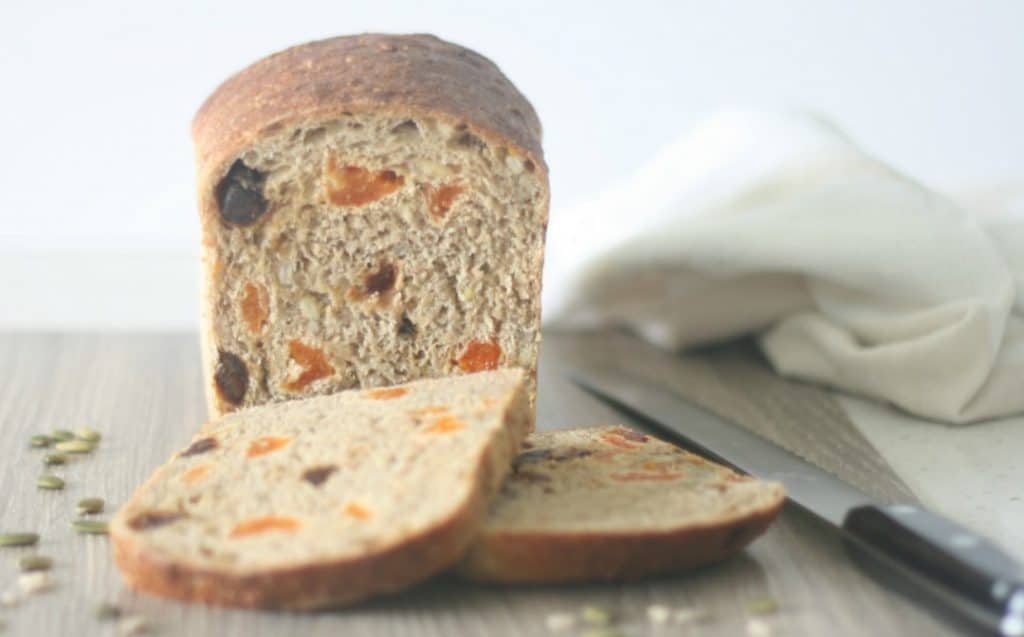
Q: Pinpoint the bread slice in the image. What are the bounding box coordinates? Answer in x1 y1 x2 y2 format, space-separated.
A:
111 369 532 609
192 33 549 418
456 426 785 583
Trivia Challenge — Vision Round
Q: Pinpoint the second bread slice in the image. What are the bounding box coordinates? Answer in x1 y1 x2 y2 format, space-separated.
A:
457 426 785 583
111 369 531 608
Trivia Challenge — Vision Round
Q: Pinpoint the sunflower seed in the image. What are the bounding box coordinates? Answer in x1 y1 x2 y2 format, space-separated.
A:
545 612 576 632
95 602 122 620
71 519 108 535
30 435 54 448
18 571 52 595
18 555 52 572
44 453 67 466
52 429 75 442
55 440 95 454
74 428 102 442
647 604 670 624
0 589 21 607
746 618 773 637
581 604 613 625
0 533 39 547
118 614 149 635
77 498 105 515
37 475 65 490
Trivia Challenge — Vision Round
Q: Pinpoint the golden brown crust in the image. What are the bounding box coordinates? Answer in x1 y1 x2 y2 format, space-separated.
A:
192 33 544 196
111 376 533 608
456 487 785 583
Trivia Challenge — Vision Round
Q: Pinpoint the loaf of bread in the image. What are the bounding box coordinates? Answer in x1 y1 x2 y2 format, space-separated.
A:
456 426 785 583
192 34 549 418
111 369 531 608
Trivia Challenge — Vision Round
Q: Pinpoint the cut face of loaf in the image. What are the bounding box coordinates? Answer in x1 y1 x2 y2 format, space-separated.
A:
111 369 532 609
456 426 786 583
193 34 549 417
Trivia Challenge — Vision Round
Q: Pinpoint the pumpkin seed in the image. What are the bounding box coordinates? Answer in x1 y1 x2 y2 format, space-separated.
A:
55 440 95 454
18 555 52 572
43 453 67 466
71 519 108 535
0 533 39 547
52 429 75 442
95 602 122 620
581 604 613 625
37 475 65 490
77 498 105 515
74 427 102 442
746 597 779 615
30 435 54 448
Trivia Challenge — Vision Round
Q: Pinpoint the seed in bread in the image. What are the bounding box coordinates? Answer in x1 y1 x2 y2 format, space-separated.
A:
456 426 786 583
192 33 549 418
111 369 532 609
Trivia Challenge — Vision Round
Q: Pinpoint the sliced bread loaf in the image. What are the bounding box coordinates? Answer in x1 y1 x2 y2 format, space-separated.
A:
456 426 785 583
111 369 531 608
193 33 548 418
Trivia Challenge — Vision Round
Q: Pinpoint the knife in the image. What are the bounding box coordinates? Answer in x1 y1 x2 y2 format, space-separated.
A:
573 365 1024 636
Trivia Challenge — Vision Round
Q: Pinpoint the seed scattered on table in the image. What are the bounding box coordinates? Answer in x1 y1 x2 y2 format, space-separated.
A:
71 519 109 535
75 427 102 442
579 629 625 637
118 614 149 636
673 607 712 624
95 602 122 620
746 597 779 615
37 475 65 490
52 429 75 442
647 604 670 624
0 533 39 547
77 498 105 515
43 453 67 466
30 435 54 448
55 440 95 454
18 555 52 572
18 571 52 595
545 612 576 632
581 604 613 625
746 618 773 637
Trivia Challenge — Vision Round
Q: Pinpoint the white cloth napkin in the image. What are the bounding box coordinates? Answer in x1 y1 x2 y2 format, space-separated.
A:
543 111 1024 424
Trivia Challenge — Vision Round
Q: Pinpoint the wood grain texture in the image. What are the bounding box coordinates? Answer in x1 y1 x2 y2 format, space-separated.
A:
0 332 965 636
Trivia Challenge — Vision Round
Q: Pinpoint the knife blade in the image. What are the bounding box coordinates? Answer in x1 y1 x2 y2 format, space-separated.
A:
573 365 1024 636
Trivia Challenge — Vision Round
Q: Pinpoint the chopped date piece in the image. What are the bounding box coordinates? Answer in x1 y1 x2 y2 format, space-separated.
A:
128 510 185 531
180 436 218 457
302 465 338 487
344 502 372 520
217 160 268 226
214 350 249 406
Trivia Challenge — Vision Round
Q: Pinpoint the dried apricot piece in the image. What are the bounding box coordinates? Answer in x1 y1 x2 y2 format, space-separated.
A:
240 282 269 334
181 464 213 484
366 387 409 400
344 502 372 520
457 340 502 373
427 183 463 219
229 516 301 538
424 416 464 433
247 436 291 458
284 340 335 391
324 157 404 206
601 432 639 450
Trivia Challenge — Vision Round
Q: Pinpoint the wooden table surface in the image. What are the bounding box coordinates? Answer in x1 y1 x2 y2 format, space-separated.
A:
0 332 980 636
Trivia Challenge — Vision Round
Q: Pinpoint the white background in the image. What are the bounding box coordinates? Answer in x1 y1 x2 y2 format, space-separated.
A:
1 0 1022 330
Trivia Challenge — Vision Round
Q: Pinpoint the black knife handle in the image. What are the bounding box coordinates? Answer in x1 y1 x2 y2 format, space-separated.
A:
844 504 1024 635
